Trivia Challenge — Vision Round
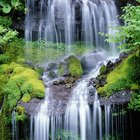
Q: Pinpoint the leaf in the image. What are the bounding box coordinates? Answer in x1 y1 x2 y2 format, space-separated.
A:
11 0 20 8
2 4 11 13
0 0 5 7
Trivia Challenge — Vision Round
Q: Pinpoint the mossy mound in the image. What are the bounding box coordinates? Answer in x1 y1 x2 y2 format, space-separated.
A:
98 51 140 97
65 55 83 78
0 62 45 139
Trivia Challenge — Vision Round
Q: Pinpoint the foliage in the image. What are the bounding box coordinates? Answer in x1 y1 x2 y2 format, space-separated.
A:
25 40 91 64
50 129 80 140
0 54 10 64
128 91 140 111
103 0 140 51
0 25 18 47
0 16 12 28
16 105 26 121
98 52 140 97
0 0 24 14
0 62 45 139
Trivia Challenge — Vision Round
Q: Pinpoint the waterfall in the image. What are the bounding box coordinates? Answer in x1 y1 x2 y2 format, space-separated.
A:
12 110 18 140
21 0 131 140
25 0 120 57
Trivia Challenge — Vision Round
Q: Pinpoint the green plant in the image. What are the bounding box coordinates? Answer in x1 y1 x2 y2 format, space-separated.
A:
0 16 12 28
128 91 140 111
0 54 10 64
103 0 140 52
0 0 24 14
0 25 18 47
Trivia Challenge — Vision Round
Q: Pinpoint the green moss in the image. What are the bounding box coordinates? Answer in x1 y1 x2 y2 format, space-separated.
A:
21 79 45 98
97 54 135 97
35 68 44 76
21 93 31 103
4 80 21 109
100 65 107 75
66 55 83 78
0 61 45 139
16 105 26 121
128 91 140 111
58 62 65 77
131 84 140 90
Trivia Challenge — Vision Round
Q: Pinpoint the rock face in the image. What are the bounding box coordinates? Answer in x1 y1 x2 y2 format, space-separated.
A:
81 51 106 72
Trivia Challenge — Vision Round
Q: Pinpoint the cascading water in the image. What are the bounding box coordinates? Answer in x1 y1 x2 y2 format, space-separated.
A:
16 0 132 140
25 0 120 56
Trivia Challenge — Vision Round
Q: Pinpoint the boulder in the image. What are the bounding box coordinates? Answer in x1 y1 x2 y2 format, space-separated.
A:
58 55 83 78
46 62 58 71
81 51 105 71
65 55 83 78
58 61 69 77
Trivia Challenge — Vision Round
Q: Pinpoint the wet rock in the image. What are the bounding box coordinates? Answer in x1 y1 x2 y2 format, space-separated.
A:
81 51 106 71
89 78 99 87
58 61 69 76
46 62 58 71
88 85 96 96
53 80 60 85
48 71 57 79
24 61 35 69
18 98 42 115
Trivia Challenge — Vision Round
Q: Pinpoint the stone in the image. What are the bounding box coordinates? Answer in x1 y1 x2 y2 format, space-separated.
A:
58 61 69 77
48 71 57 79
81 51 106 71
65 55 83 78
46 62 58 71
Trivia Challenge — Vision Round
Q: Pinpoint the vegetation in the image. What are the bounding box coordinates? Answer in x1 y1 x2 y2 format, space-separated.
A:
105 0 140 52
98 51 140 97
0 63 45 139
25 40 91 64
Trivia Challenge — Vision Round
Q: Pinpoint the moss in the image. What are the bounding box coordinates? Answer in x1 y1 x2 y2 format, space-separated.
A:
131 84 140 90
4 80 21 109
66 55 83 78
16 105 26 121
100 65 107 75
16 105 25 114
0 62 45 139
35 68 44 76
97 54 135 97
21 93 31 103
58 62 65 76
22 79 45 98
128 91 140 111
11 69 39 81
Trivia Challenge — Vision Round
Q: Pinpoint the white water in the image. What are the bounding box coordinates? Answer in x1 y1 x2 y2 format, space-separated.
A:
25 0 120 54
12 110 18 140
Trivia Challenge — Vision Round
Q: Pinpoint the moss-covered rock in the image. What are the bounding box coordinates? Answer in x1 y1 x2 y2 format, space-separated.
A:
65 55 83 78
58 61 68 77
0 62 45 139
16 105 26 121
99 64 107 75
21 79 45 98
97 51 140 97
21 93 31 103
